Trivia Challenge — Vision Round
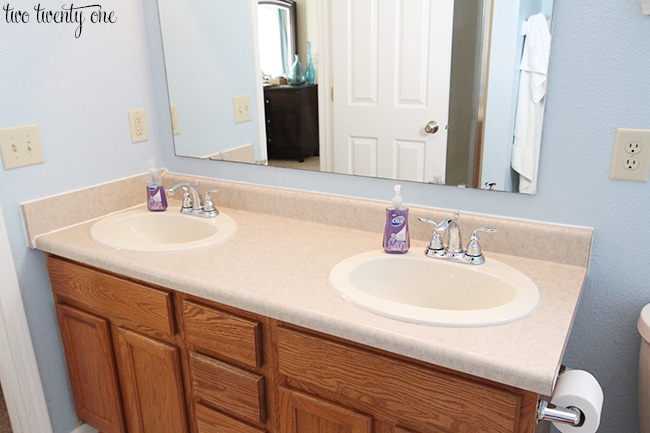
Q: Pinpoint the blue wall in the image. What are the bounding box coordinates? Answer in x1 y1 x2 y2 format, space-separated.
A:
157 0 260 159
0 2 166 432
1 1 648 432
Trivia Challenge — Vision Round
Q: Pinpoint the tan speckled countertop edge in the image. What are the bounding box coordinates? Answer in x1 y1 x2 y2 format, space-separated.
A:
24 174 593 397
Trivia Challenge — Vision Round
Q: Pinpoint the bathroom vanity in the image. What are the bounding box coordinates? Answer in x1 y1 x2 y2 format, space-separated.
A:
47 255 538 433
22 174 593 433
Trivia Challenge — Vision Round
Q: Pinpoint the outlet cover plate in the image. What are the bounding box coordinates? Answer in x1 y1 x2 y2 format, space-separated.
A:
170 104 180 135
610 128 650 182
233 95 252 124
128 109 149 143
0 124 45 170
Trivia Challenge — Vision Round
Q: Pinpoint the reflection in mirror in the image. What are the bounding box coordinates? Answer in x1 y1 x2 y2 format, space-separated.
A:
258 0 297 78
157 0 554 194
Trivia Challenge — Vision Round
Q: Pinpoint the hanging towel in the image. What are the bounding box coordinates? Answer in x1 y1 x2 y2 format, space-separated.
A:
511 13 551 194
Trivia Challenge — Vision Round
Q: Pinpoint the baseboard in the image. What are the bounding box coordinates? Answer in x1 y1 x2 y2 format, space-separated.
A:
70 423 99 433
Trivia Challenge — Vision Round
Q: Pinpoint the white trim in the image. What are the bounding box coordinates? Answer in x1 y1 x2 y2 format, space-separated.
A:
70 424 98 433
249 0 268 163
0 204 52 433
317 0 334 172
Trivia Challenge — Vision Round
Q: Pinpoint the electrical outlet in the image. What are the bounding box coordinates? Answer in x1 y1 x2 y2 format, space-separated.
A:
626 141 642 154
0 124 44 170
610 128 650 181
170 104 180 135
128 109 148 143
233 95 252 124
624 156 640 170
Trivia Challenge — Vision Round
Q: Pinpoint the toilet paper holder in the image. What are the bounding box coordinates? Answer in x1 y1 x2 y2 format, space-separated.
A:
537 400 583 426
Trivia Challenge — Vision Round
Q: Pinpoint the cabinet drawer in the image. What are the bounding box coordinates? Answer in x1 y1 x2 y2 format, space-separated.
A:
190 352 266 424
183 300 262 368
195 403 265 433
48 256 175 334
277 327 529 433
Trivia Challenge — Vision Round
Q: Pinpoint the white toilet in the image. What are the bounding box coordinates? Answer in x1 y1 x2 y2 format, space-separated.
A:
639 304 650 433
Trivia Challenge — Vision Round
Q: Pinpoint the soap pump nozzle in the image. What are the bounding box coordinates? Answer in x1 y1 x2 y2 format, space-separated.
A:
392 184 403 209
147 158 157 184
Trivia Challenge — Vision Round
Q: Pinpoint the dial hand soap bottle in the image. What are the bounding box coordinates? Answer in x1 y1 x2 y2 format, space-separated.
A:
383 184 409 253
147 158 168 212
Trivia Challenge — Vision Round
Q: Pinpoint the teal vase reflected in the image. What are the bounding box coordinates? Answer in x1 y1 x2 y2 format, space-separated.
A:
306 42 315 85
288 54 306 86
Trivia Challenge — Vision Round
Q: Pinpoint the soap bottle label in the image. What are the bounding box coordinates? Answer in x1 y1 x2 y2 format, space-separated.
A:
383 209 410 253
148 184 168 211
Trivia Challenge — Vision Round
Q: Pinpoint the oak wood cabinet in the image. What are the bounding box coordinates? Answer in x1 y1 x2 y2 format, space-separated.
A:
55 303 126 433
48 256 189 433
113 327 188 433
47 255 540 433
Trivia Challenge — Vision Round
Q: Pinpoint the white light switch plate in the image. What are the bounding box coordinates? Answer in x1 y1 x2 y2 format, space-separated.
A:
0 124 44 170
642 0 650 15
610 128 650 182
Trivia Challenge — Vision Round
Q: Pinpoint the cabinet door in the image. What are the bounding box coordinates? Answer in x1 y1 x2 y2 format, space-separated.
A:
55 304 125 433
279 387 372 433
114 326 189 433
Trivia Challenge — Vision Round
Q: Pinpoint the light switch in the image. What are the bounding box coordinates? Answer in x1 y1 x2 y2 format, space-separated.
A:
233 95 252 124
0 124 44 170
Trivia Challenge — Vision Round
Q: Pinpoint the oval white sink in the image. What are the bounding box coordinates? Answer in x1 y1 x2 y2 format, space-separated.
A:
328 250 540 327
90 207 237 252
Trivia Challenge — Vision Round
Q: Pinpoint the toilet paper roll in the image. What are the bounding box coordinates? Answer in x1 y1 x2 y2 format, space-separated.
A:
550 369 604 433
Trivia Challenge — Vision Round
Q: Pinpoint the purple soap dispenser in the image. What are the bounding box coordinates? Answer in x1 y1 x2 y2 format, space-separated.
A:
383 184 410 253
147 158 168 212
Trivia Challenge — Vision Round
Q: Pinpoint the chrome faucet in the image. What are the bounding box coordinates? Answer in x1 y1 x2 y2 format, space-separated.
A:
418 211 497 265
166 181 219 218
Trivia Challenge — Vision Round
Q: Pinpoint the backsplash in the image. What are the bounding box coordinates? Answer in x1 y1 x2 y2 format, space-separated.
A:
22 172 593 268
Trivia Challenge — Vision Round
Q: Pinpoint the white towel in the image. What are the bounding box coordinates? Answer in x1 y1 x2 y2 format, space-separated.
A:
511 13 551 194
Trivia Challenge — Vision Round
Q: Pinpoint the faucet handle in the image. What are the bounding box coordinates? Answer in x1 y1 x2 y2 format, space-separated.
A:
203 189 219 216
417 217 438 226
465 227 498 258
418 217 444 251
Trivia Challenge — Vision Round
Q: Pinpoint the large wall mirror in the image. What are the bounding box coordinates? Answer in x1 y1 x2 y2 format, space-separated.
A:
156 0 554 194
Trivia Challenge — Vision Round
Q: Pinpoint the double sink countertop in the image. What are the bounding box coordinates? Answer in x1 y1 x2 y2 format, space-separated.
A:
22 173 593 397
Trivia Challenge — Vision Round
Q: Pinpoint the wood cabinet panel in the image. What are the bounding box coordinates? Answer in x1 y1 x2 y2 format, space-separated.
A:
55 304 126 433
48 256 175 334
190 352 266 424
264 84 319 162
182 300 262 368
277 326 529 433
48 257 539 433
195 403 266 433
114 326 188 433
278 387 372 433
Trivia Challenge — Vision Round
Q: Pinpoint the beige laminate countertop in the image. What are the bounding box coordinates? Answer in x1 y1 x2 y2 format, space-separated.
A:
32 197 589 397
